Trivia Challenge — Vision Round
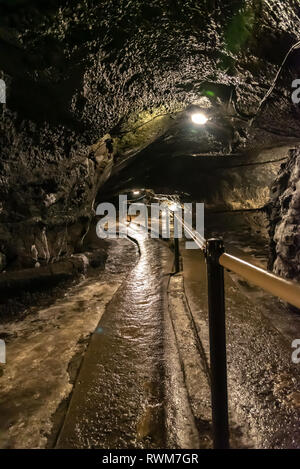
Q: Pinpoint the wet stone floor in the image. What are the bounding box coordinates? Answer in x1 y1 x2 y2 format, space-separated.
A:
0 238 138 448
56 228 172 449
1 215 300 449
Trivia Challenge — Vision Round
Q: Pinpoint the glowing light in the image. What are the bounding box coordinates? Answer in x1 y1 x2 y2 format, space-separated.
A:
191 113 208 125
133 190 140 195
168 203 180 212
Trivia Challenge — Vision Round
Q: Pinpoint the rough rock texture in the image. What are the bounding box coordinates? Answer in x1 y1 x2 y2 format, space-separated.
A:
0 131 112 268
0 0 300 275
268 148 300 282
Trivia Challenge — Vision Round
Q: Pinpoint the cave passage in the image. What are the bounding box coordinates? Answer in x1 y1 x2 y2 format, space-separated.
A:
56 227 172 449
0 0 300 453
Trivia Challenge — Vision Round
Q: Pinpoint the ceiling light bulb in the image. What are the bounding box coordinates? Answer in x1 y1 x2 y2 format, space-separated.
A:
191 113 208 125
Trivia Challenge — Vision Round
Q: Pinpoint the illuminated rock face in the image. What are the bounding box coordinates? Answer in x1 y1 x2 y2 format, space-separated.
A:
0 1 300 274
268 148 300 283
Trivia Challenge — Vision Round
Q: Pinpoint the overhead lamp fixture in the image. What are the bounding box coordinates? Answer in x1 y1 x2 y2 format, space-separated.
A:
191 113 208 125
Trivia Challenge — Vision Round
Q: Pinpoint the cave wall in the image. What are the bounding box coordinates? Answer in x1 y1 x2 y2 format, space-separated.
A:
268 147 300 282
0 1 300 274
196 146 292 212
0 130 112 269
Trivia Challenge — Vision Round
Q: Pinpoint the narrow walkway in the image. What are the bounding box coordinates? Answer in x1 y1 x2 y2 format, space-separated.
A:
56 229 173 448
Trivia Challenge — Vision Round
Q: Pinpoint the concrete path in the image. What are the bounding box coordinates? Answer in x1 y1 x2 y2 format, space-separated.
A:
56 230 174 449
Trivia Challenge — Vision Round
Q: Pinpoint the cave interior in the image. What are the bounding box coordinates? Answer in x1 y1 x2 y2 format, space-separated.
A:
0 0 300 451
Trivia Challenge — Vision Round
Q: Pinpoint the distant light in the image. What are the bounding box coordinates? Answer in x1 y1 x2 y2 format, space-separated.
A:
191 113 208 125
133 190 140 195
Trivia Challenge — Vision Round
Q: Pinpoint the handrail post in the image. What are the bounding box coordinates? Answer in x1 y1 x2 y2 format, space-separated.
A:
206 238 230 449
172 211 180 273
174 236 180 273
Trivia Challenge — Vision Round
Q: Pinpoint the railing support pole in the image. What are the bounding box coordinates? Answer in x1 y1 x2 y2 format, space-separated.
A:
173 211 180 273
174 236 180 273
206 238 230 449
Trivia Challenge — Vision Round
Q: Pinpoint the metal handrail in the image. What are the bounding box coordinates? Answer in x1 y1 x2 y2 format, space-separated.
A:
220 253 300 310
172 208 300 310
